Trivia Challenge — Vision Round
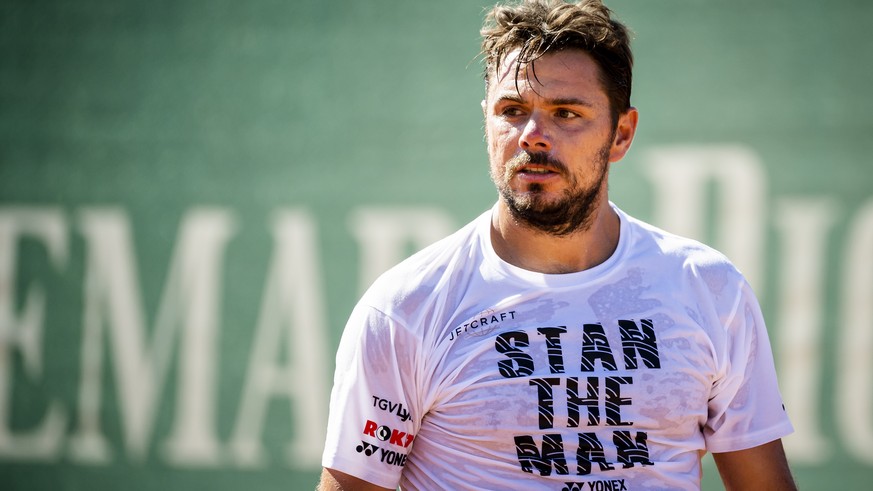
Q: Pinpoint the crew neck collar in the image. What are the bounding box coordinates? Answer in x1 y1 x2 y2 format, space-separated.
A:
478 201 630 288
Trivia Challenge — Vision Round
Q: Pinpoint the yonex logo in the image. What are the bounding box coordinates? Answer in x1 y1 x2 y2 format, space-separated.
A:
561 480 628 491
354 440 408 467
355 441 379 456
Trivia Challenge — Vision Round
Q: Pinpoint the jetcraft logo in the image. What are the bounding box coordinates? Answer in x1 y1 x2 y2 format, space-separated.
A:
362 420 415 448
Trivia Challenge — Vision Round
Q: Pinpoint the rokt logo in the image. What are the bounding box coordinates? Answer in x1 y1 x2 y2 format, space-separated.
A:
362 419 415 448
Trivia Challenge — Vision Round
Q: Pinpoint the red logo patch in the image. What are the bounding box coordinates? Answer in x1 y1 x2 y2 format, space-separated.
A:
362 419 415 448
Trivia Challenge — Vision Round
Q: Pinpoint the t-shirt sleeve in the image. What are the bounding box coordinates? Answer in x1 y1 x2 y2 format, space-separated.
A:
703 280 794 453
321 301 421 489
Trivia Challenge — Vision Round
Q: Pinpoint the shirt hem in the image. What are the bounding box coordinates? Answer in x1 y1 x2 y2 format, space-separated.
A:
705 420 795 454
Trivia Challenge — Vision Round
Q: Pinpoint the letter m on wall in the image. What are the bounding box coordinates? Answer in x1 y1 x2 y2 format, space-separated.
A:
70 208 235 464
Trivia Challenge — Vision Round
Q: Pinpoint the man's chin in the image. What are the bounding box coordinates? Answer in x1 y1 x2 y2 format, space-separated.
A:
508 193 565 214
500 184 604 236
506 195 570 220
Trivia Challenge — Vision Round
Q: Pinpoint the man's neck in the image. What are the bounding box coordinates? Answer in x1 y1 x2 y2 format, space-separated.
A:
489 199 621 275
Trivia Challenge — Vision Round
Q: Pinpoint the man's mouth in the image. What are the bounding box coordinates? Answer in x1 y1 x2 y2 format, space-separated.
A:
509 152 567 178
519 165 555 174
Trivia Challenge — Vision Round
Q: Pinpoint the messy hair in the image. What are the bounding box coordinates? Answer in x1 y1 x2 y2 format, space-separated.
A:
481 0 633 123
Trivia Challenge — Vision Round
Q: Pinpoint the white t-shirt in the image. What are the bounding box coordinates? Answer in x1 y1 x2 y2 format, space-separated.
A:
322 204 793 490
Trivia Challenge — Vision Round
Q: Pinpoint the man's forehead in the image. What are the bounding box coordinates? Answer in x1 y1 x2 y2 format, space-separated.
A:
493 50 524 86
489 48 606 101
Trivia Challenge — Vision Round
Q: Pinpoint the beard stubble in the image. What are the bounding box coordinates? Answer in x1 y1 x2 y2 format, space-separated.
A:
492 141 612 237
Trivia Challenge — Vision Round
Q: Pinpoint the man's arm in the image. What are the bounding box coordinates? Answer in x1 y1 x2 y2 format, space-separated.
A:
712 439 797 490
317 468 394 491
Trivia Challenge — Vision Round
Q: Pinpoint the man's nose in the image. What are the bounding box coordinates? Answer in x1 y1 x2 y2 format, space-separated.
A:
518 114 551 151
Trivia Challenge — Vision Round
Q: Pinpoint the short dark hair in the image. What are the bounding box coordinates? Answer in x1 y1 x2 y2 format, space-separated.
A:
481 0 633 123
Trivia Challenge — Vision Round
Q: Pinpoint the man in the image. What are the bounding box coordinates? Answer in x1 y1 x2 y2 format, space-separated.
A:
319 1 796 489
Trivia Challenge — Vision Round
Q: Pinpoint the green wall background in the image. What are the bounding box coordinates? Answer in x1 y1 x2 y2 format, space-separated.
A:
2 0 872 489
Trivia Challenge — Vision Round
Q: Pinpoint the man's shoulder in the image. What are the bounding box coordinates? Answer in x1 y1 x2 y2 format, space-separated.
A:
621 209 743 279
360 211 487 312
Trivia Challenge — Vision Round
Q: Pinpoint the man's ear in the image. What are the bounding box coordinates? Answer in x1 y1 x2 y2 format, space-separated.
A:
608 107 639 163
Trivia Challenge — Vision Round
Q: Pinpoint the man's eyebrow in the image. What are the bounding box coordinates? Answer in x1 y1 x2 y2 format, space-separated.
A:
493 93 595 108
493 93 525 104
548 97 595 108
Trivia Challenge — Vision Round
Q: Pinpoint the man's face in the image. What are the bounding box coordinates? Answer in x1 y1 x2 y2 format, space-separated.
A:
484 49 628 236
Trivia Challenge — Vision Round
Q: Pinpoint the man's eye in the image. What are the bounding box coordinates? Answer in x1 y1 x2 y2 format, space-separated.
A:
501 107 524 117
556 109 579 119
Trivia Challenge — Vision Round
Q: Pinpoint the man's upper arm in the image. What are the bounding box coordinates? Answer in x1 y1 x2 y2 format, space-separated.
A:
711 439 796 490
317 468 395 491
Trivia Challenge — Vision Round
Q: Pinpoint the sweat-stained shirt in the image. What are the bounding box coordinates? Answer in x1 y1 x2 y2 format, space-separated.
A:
322 203 793 491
